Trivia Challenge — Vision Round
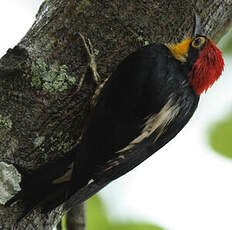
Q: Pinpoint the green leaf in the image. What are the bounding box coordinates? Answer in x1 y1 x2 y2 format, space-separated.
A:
218 26 232 54
87 195 164 230
208 114 232 159
87 196 109 230
61 215 67 230
107 223 164 230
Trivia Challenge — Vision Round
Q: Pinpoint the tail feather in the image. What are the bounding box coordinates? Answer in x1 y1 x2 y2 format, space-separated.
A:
64 180 108 211
5 150 77 222
42 182 69 212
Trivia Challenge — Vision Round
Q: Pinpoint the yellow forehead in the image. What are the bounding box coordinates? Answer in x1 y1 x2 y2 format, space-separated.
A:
166 38 192 62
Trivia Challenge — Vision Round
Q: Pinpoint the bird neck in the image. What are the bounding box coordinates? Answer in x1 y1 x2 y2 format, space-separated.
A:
166 38 192 62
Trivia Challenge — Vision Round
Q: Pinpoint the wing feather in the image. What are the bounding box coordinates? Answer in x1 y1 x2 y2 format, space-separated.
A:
68 43 199 197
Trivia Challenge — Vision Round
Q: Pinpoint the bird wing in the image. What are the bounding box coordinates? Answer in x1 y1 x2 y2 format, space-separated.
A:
92 94 198 184
68 43 199 197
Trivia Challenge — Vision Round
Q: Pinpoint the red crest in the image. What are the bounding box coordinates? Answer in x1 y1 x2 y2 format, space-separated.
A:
189 40 224 95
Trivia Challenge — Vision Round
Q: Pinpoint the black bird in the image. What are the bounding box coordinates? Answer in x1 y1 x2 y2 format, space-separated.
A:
5 13 224 222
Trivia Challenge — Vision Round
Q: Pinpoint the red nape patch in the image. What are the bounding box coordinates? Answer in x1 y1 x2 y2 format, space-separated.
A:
189 40 224 95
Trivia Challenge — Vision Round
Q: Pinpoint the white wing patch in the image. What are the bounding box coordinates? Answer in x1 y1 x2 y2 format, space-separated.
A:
52 163 73 184
117 95 180 153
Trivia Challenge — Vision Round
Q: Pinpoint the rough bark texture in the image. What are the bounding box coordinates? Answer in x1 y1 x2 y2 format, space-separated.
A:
0 0 232 229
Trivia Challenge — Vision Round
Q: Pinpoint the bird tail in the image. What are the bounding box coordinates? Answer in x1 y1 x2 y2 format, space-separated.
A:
5 150 76 223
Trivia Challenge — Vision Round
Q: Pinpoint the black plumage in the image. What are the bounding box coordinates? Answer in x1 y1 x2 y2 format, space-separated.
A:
6 41 201 220
69 43 199 191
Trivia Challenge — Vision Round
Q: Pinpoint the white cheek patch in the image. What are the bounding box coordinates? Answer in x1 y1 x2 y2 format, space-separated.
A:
117 95 180 153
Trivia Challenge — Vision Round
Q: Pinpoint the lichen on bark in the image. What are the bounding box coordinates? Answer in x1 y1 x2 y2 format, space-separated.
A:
0 162 21 205
31 59 76 93
0 115 13 130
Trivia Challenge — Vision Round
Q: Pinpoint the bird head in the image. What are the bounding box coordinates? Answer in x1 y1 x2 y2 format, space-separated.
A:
166 13 224 95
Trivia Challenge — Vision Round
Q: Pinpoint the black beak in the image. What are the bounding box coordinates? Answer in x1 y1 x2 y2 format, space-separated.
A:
193 12 202 37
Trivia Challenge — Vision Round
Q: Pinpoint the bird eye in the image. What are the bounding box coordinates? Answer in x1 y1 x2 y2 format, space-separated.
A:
192 37 206 48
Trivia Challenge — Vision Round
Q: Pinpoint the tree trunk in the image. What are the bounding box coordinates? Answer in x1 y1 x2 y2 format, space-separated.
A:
0 0 231 229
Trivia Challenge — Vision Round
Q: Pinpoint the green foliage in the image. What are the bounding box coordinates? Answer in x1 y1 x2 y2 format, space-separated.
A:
87 195 109 230
61 215 67 230
209 113 232 159
218 26 232 54
87 195 164 230
209 24 232 158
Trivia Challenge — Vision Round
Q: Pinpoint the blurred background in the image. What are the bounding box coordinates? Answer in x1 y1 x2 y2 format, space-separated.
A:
0 1 232 230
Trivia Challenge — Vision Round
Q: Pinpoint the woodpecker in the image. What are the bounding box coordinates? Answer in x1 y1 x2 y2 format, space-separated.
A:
5 13 224 222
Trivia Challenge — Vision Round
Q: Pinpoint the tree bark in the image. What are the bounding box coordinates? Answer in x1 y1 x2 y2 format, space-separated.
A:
0 0 231 229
